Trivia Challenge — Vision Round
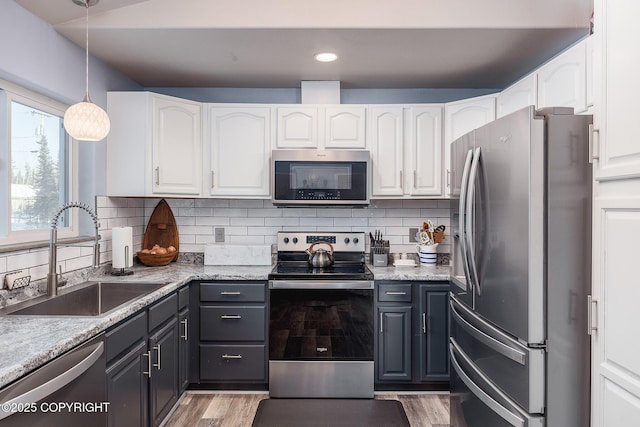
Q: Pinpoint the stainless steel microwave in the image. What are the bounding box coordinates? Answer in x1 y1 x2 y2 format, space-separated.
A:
272 149 370 206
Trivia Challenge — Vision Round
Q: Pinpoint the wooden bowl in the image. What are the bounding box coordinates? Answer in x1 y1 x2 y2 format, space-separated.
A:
136 250 178 267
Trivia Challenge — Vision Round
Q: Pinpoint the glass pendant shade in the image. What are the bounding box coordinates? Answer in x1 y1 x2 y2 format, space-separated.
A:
64 97 110 141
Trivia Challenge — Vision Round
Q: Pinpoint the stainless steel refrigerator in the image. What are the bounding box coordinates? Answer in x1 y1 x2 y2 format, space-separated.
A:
449 106 592 427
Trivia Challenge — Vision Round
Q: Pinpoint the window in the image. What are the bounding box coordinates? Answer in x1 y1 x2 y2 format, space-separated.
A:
1 84 78 246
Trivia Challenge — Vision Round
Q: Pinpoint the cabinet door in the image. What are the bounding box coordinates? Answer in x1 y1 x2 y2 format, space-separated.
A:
377 305 412 381
324 106 367 148
419 286 450 381
593 2 640 181
369 106 404 196
106 340 148 427
444 95 496 197
209 107 271 196
537 40 587 113
276 107 318 148
406 106 443 196
178 308 190 393
152 97 202 195
149 318 179 427
497 74 537 119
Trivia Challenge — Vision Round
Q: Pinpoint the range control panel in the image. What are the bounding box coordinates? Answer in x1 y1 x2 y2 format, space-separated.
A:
276 231 365 252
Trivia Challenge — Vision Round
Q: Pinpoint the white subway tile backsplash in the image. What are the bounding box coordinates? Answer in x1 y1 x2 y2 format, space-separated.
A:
195 216 229 226
300 217 334 227
195 199 229 208
229 199 265 208
213 208 248 217
282 208 317 218
265 217 299 227
230 217 265 226
249 209 283 218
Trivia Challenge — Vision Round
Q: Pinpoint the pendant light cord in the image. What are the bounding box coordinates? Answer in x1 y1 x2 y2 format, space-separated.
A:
84 0 90 100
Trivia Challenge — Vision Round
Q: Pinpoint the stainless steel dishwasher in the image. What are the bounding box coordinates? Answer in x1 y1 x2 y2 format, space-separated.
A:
0 334 107 426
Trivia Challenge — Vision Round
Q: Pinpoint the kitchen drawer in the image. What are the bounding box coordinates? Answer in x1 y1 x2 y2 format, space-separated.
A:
200 282 265 303
148 293 177 332
106 311 147 363
178 286 189 310
377 283 412 302
200 344 266 381
200 306 265 341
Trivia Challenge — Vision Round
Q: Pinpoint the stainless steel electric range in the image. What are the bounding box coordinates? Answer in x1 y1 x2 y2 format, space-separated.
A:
268 231 374 398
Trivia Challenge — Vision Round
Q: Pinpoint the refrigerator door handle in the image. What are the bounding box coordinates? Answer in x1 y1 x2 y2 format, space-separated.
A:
466 147 482 295
450 297 527 365
450 339 527 427
458 148 475 289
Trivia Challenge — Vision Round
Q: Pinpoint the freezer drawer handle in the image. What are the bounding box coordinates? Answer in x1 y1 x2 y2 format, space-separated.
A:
450 298 527 365
0 341 104 421
449 340 525 427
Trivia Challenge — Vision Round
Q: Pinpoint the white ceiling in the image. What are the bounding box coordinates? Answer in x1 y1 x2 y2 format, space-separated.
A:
15 0 593 89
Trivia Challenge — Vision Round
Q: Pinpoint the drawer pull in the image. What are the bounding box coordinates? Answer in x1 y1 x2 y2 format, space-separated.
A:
221 315 242 319
222 354 243 360
385 291 407 296
220 291 242 296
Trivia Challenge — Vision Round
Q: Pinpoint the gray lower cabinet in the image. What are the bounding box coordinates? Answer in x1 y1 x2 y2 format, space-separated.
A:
106 284 191 427
375 281 449 387
197 282 268 385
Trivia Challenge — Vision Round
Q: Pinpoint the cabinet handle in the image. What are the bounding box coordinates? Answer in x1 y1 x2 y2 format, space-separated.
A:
385 291 407 296
379 312 383 333
399 170 403 189
221 314 242 319
155 167 160 185
588 295 598 335
446 169 451 187
181 318 188 341
422 312 427 334
211 171 215 189
588 124 600 163
413 170 417 188
153 344 161 370
143 351 152 378
220 291 241 296
222 354 243 360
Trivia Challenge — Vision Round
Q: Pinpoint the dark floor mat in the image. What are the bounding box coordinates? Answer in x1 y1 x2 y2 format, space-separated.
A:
251 399 411 427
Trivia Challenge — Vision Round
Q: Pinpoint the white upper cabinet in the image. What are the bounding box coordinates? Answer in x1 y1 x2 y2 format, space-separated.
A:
324 106 367 148
106 92 202 197
443 94 497 197
369 106 405 196
208 106 272 197
276 105 366 149
369 105 443 198
497 74 537 118
537 39 587 113
405 106 443 196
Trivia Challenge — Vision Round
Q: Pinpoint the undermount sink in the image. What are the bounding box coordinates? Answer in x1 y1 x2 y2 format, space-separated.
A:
5 281 167 317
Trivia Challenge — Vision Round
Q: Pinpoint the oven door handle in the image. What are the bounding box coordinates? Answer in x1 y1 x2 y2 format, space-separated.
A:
269 280 374 290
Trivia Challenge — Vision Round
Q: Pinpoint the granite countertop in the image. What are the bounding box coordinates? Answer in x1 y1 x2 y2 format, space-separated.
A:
0 262 450 389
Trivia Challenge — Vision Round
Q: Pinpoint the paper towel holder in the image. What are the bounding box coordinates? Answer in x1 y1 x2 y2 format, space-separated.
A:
111 245 134 276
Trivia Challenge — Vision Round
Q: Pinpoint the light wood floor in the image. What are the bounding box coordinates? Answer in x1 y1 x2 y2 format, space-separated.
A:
163 392 450 427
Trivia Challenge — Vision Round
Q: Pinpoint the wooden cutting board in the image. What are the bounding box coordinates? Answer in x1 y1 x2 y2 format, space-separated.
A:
142 199 179 260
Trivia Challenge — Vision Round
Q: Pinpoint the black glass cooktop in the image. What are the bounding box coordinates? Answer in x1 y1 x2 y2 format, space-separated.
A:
269 262 373 280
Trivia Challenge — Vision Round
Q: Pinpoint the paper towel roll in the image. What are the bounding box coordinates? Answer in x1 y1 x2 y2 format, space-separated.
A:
112 227 133 269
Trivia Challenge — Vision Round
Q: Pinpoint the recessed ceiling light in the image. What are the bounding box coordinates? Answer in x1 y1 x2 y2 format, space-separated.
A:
314 52 338 62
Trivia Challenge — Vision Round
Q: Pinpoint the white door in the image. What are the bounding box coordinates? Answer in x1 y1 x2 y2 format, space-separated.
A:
276 107 318 148
443 95 496 197
152 96 202 195
369 106 404 196
537 39 587 114
592 1 640 425
324 106 366 149
209 107 271 196
406 106 443 196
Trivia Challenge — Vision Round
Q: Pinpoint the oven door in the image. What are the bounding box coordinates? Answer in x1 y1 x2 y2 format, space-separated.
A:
272 150 369 206
269 280 374 361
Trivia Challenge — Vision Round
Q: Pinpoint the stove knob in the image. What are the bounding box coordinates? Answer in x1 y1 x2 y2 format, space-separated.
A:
353 237 359 244
292 237 299 244
344 237 350 244
283 237 290 244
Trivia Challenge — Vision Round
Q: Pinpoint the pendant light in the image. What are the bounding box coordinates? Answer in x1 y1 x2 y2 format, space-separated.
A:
63 0 110 141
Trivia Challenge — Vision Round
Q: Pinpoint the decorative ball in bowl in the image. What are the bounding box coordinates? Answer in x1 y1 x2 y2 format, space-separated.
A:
136 245 178 267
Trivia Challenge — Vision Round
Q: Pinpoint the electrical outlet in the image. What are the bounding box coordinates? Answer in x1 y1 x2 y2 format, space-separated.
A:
214 227 225 243
409 227 419 242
